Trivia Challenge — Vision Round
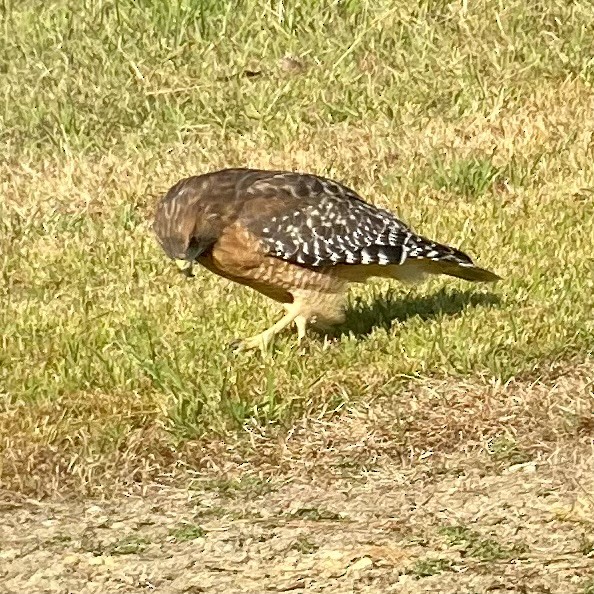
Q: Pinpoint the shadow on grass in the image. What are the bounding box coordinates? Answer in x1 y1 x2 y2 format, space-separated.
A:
325 288 501 339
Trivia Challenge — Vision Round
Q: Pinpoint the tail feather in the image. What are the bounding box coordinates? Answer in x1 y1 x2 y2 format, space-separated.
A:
325 229 501 283
403 235 501 283
416 258 501 282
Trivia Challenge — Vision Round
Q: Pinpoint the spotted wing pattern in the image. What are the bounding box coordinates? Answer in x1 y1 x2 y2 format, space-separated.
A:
243 173 474 269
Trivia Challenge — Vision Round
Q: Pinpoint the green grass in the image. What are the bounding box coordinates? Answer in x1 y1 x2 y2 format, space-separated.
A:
1 0 593 494
290 508 342 521
439 525 528 561
170 524 205 542
411 557 454 578
110 535 151 555
430 156 502 198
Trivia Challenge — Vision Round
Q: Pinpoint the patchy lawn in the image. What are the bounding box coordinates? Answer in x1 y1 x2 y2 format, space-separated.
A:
1 1 593 591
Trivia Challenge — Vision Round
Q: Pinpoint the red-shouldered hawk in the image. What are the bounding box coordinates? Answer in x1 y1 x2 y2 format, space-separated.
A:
153 169 500 350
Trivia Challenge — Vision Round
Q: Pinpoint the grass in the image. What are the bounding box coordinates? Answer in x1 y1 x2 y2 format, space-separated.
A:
439 525 528 561
430 156 502 198
290 508 342 521
197 476 274 496
1 0 594 495
169 524 205 542
580 536 594 557
291 536 320 555
411 557 454 578
110 535 150 555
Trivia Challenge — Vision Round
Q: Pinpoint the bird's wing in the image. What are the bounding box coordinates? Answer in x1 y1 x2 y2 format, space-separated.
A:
240 172 470 269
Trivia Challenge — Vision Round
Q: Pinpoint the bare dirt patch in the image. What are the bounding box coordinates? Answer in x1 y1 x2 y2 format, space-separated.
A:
2 367 593 593
1 451 593 593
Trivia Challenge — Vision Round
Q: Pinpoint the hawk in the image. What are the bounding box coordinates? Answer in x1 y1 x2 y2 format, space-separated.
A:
153 168 500 350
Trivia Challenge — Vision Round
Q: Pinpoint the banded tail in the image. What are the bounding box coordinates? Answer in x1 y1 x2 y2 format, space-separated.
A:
402 234 500 282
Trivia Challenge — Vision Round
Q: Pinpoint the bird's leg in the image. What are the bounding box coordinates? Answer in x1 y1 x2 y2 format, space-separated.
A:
295 315 308 343
232 306 301 352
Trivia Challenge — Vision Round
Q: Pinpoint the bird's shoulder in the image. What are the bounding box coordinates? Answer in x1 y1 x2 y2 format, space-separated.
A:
158 168 372 213
242 170 366 207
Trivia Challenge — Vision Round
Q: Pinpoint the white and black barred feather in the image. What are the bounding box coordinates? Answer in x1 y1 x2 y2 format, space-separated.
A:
245 172 476 271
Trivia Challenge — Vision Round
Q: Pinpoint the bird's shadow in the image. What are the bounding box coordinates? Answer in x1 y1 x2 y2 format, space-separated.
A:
321 287 501 339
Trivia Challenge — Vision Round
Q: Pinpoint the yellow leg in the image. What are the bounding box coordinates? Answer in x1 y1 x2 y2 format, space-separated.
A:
231 287 347 352
295 315 308 343
232 306 301 352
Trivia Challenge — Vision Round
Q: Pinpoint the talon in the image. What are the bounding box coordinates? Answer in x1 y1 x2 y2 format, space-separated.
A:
228 339 245 352
228 337 270 353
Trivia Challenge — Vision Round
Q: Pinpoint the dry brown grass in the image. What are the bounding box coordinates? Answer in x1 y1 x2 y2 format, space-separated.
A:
2 358 592 498
2 360 594 590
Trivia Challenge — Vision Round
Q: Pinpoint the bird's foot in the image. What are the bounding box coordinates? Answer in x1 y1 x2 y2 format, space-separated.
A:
229 311 307 353
229 333 273 353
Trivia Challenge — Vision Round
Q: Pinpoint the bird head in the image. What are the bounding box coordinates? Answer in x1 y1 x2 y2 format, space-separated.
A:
153 179 224 270
154 233 206 262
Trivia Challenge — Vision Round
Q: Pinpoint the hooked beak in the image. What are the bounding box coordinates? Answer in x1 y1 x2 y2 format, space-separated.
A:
175 259 195 277
169 238 210 278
